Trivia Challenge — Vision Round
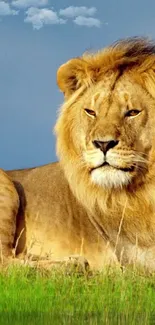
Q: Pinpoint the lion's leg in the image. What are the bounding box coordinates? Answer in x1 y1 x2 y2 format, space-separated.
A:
22 250 119 273
0 169 19 262
20 255 90 273
19 242 119 273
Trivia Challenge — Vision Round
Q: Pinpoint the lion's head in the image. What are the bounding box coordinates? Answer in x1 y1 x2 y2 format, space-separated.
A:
55 37 155 213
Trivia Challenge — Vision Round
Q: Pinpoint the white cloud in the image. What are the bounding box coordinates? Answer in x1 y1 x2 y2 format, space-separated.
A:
59 6 97 18
0 2 101 30
0 1 18 15
12 0 48 9
24 7 66 29
74 16 101 28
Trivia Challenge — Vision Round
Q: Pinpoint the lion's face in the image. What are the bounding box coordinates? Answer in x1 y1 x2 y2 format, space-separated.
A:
80 74 153 188
56 38 155 190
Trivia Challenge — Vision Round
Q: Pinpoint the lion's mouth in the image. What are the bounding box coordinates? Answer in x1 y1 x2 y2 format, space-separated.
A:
91 162 135 173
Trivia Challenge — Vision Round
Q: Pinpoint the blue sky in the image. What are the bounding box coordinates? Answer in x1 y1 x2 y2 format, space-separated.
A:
1 0 155 170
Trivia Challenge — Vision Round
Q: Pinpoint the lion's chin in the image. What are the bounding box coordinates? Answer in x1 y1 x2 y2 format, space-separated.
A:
91 166 132 189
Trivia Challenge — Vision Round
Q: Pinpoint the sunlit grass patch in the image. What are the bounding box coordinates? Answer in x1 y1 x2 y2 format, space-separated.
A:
0 265 155 324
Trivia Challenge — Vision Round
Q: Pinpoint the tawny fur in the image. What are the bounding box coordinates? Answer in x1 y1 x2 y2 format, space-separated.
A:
2 37 155 270
0 170 19 260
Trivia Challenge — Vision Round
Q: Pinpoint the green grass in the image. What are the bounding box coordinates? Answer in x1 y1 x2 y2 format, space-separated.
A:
0 266 155 324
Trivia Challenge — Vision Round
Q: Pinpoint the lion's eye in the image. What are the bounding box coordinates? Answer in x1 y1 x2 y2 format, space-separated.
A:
84 108 96 117
125 109 141 117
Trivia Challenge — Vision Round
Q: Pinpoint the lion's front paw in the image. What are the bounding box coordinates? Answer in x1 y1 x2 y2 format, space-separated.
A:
62 255 90 273
23 254 90 274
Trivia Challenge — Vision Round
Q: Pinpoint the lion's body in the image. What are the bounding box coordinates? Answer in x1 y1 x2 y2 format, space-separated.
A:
6 163 116 269
2 37 155 270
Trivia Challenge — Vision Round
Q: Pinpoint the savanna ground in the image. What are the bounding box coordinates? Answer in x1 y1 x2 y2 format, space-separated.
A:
0 263 155 325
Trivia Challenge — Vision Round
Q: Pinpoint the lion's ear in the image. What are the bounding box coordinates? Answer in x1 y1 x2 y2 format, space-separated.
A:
57 58 91 97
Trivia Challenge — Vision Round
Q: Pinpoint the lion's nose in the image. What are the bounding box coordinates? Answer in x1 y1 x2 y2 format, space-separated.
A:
93 140 119 154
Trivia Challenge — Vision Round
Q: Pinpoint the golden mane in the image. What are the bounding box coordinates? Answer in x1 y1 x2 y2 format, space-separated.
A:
57 37 155 96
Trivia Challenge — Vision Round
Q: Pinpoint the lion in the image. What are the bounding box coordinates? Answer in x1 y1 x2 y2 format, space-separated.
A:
2 36 155 271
